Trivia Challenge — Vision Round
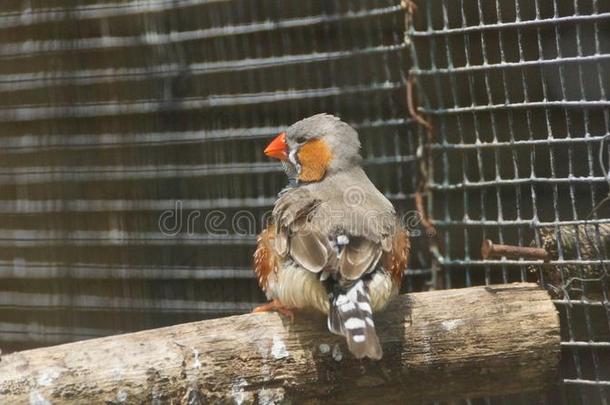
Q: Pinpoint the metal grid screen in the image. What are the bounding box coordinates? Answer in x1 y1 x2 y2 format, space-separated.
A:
0 0 424 353
409 0 610 403
1 0 610 403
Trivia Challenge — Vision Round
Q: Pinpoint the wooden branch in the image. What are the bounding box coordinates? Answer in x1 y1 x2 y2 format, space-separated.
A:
0 283 560 404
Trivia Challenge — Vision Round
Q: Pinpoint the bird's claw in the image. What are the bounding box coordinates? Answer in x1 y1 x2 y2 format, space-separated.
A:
253 299 295 322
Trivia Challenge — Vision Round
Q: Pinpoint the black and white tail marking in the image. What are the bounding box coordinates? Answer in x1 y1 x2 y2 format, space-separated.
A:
327 280 382 360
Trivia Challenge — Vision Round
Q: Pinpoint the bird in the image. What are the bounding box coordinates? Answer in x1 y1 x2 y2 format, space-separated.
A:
253 113 409 360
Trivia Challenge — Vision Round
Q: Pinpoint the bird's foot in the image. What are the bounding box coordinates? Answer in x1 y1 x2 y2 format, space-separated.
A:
253 299 296 322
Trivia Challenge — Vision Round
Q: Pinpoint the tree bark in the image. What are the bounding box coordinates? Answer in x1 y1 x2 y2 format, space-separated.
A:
0 283 560 404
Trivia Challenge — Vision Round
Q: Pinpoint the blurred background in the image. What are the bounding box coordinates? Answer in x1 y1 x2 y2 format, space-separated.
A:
0 0 421 352
0 0 608 404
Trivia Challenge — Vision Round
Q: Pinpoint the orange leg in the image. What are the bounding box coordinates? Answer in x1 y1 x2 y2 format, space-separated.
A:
253 299 296 322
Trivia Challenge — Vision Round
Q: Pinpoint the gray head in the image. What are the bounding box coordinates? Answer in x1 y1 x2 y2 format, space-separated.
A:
264 114 363 184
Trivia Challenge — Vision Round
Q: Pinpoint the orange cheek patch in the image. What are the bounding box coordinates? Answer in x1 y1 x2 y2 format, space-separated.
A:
297 139 332 182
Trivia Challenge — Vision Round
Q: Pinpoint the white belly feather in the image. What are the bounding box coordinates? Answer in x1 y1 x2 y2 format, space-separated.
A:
266 261 330 314
265 261 398 315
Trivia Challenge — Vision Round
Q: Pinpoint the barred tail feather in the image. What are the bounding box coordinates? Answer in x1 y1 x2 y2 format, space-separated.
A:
327 280 382 360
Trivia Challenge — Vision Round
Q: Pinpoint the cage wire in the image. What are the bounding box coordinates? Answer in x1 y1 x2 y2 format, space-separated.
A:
409 0 610 403
0 0 609 403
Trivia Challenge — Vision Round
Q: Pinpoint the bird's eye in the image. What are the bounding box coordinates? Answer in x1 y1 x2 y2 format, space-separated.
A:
295 136 307 144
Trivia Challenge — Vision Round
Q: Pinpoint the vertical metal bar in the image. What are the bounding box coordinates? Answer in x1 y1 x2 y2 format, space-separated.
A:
422 0 452 289
529 0 545 287
439 0 471 286
456 0 477 287
512 0 529 282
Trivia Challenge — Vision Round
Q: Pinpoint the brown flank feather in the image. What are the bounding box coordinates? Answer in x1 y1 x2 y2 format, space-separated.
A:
297 139 332 182
254 224 277 291
382 227 410 286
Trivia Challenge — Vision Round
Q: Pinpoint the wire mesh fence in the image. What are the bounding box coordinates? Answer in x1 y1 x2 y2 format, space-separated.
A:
0 0 609 403
409 0 610 403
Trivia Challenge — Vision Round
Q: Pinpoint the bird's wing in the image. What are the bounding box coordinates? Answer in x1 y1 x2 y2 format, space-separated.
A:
272 188 331 273
272 182 409 282
273 185 404 279
273 187 319 227
289 222 332 273
337 236 383 280
289 219 385 279
272 187 320 258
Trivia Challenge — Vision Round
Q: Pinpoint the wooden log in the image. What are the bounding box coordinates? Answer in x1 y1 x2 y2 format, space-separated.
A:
0 283 560 404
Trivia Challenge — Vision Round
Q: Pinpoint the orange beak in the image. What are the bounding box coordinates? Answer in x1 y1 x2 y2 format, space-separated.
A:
264 132 288 161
